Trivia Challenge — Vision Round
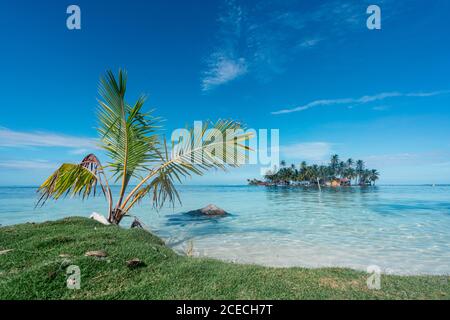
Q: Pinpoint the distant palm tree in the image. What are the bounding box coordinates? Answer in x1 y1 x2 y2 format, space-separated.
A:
299 161 308 181
338 161 346 178
369 169 380 185
300 161 307 170
360 169 373 185
280 160 286 167
319 165 330 182
259 155 379 189
37 70 252 225
345 167 356 185
330 154 339 176
346 158 354 169
310 164 321 188
356 160 365 184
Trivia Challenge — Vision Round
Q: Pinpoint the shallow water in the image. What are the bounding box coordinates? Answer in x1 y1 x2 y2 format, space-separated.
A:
1 185 449 275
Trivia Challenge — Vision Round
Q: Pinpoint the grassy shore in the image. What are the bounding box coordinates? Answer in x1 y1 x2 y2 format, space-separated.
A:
0 217 448 299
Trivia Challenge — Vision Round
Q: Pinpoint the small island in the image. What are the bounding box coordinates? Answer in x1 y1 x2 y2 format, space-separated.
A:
248 154 379 187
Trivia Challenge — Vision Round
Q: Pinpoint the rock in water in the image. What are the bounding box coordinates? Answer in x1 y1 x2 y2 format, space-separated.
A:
201 204 226 216
188 204 227 217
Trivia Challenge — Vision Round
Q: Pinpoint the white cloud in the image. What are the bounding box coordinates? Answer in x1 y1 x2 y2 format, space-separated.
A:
202 55 248 91
298 38 322 49
0 159 57 170
0 127 98 149
272 90 450 115
280 142 332 162
202 1 404 88
201 0 247 91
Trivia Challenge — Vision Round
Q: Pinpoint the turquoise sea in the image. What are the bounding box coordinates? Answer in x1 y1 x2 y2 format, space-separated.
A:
1 185 449 275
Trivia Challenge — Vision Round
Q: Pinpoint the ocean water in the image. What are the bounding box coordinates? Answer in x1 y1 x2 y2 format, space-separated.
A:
1 185 449 275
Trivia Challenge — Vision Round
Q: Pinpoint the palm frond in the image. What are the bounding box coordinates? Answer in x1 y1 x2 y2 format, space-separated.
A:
120 119 253 212
36 154 105 206
97 70 161 183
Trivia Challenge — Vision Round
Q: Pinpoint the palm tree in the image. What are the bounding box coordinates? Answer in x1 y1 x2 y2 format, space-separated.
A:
345 167 356 185
330 154 339 177
319 165 330 183
369 169 380 185
337 161 346 178
346 158 354 169
309 164 320 188
360 169 372 185
345 158 355 184
356 160 365 184
298 161 308 181
263 169 275 184
37 70 252 225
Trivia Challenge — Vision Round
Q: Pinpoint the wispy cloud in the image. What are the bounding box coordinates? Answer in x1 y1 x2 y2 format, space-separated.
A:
203 1 402 88
297 38 323 49
281 142 332 162
202 55 247 91
0 127 97 149
272 90 450 115
201 0 248 91
0 159 57 170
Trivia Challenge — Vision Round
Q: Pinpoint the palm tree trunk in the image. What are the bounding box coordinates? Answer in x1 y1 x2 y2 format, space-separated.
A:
109 207 125 225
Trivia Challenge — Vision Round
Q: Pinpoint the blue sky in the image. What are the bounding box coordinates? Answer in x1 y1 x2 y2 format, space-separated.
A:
0 0 450 185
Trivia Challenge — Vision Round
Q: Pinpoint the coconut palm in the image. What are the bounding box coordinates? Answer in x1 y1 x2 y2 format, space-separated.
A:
360 169 372 185
319 165 330 182
369 169 380 185
346 158 354 169
356 160 365 184
330 154 339 176
37 70 252 225
344 167 356 185
337 161 346 178
298 161 308 181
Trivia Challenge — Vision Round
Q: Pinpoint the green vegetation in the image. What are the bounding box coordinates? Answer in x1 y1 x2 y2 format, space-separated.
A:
37 70 251 225
1 217 448 300
248 154 379 187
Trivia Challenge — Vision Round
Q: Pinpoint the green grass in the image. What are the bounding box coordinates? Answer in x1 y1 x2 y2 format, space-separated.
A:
0 217 448 299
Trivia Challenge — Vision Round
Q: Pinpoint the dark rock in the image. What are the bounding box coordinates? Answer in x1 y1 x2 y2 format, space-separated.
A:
131 218 143 229
126 258 146 269
187 204 228 216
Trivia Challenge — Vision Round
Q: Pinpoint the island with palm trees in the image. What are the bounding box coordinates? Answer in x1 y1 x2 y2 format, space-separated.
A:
248 155 380 187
